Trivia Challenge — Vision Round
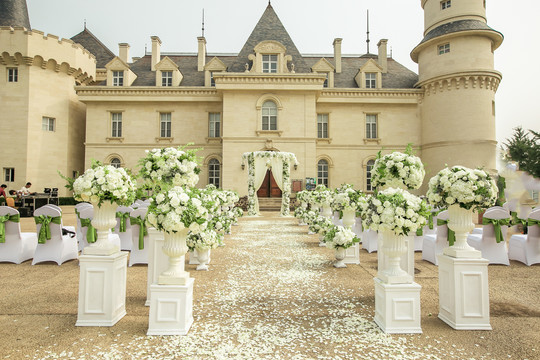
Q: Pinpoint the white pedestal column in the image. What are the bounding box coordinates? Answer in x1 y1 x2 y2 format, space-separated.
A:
343 243 360 264
147 279 194 336
76 251 128 326
374 277 422 334
437 254 492 330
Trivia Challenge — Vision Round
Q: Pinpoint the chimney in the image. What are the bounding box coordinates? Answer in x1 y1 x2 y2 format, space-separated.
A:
377 39 388 73
118 43 130 63
198 36 206 72
151 36 162 71
333 38 342 74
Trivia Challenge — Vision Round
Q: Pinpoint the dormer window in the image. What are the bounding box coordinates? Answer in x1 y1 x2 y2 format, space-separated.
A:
262 55 278 73
210 72 215 87
441 0 451 9
112 71 124 86
162 71 173 86
323 73 329 88
365 73 377 88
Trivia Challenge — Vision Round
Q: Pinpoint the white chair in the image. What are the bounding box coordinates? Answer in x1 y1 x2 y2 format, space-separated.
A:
129 207 149 266
471 206 506 235
74 202 92 244
32 206 78 265
508 208 540 266
78 206 121 252
114 206 133 251
361 229 378 253
43 204 76 233
422 210 449 265
467 207 510 265
0 206 38 264
353 217 363 239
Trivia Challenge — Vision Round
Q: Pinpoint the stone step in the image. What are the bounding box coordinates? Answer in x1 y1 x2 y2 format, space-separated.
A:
258 197 286 211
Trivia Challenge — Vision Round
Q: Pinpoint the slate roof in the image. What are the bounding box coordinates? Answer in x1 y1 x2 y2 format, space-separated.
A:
71 28 115 68
419 19 503 45
0 0 31 29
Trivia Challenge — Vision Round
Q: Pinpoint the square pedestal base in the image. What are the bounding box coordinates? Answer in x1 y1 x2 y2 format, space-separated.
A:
374 278 422 334
76 251 128 327
343 243 360 264
437 254 492 330
147 280 194 336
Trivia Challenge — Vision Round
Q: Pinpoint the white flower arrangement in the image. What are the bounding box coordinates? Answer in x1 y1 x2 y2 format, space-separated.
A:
371 146 425 190
138 146 201 188
146 186 208 234
186 230 221 251
363 187 430 236
426 165 498 211
308 215 334 236
332 185 367 213
311 184 333 206
324 225 360 249
72 162 137 206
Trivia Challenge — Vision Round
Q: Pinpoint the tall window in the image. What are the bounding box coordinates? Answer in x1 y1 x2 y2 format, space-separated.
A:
323 73 328 88
209 113 221 138
7 68 18 82
262 101 277 130
317 114 329 139
317 160 329 187
208 158 221 188
42 117 55 132
438 43 450 55
210 72 215 87
366 159 375 191
366 73 376 88
3 168 15 182
162 71 173 86
262 55 278 73
160 113 171 137
441 0 451 9
112 71 124 86
111 113 122 137
366 114 378 139
110 158 121 168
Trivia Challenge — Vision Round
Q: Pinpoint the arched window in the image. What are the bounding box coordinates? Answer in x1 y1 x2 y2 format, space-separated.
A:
110 158 122 168
262 101 277 130
366 159 375 191
208 158 221 188
318 159 329 187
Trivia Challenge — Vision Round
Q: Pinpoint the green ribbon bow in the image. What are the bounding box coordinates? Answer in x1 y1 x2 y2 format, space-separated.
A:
79 218 97 244
482 217 510 243
34 215 62 244
528 218 540 228
416 228 423 236
437 218 456 246
130 215 148 250
116 212 130 232
511 211 527 227
0 213 20 243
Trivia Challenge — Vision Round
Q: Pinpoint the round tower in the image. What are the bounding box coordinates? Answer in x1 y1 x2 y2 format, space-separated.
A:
411 0 503 181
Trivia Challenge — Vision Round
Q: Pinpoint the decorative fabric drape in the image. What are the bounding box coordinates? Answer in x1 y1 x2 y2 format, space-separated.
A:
270 157 285 213
253 157 269 214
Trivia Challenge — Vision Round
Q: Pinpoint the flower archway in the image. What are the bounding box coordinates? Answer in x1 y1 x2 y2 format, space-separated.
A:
242 151 299 216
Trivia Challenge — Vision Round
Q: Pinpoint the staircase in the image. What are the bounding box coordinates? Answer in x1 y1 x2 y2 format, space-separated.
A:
258 197 283 212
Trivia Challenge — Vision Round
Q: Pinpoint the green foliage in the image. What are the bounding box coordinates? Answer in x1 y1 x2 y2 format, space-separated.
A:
503 127 540 178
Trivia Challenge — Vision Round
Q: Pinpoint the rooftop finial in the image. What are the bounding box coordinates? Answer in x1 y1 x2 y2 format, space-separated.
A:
268 0 271 5
366 10 370 54
202 9 205 37
84 18 86 29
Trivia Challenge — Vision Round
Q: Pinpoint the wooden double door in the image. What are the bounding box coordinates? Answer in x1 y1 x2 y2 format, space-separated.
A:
257 169 282 198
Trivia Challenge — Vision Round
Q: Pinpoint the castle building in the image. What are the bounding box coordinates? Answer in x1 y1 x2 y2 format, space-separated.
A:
0 0 503 197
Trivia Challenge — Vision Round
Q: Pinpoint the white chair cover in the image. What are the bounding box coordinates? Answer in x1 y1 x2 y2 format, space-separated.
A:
115 206 133 251
129 207 149 266
74 202 92 244
508 208 540 266
0 206 38 264
32 206 78 265
414 212 439 251
467 207 510 265
422 210 449 265
361 229 378 253
332 211 342 226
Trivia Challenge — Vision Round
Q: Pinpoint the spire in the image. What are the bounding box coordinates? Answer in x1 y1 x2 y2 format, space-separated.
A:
0 0 31 29
201 9 205 37
366 10 370 54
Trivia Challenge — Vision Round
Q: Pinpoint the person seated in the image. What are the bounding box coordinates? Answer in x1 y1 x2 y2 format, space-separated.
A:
19 182 36 196
0 184 7 199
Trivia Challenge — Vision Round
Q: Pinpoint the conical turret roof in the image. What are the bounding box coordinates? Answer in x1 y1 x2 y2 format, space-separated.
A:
0 0 31 29
229 4 309 73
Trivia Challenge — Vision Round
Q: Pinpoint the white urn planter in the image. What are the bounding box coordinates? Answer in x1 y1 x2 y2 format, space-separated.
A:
334 247 347 268
319 233 326 247
342 209 360 265
196 249 210 271
378 230 412 284
83 200 119 256
444 204 481 258
159 228 190 285
342 209 356 229
311 204 320 213
322 204 333 218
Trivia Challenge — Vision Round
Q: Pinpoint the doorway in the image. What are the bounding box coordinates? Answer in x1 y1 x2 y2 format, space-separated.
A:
257 169 282 198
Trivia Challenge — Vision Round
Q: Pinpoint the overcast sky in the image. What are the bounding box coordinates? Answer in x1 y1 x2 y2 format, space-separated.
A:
26 0 540 147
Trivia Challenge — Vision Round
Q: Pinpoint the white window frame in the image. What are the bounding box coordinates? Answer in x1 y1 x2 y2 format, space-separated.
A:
111 112 122 137
160 112 171 138
438 43 450 55
262 101 277 131
441 0 451 10
42 117 55 132
531 190 539 203
162 71 173 87
317 114 329 139
110 158 122 168
366 159 375 192
208 158 221 188
366 114 378 139
7 68 18 82
210 71 216 87
3 168 15 182
112 71 124 86
366 73 377 89
209 113 221 138
317 160 329 187
262 54 278 73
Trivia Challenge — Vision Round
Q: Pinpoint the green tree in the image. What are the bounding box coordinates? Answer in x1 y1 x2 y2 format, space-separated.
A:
503 127 540 178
